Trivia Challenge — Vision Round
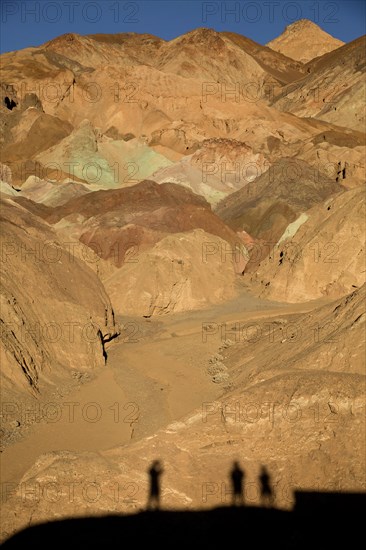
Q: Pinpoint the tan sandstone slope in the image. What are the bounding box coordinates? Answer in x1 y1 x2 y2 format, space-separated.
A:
0 197 118 405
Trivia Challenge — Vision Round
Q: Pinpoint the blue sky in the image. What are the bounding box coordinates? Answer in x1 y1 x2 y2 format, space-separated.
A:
1 0 365 53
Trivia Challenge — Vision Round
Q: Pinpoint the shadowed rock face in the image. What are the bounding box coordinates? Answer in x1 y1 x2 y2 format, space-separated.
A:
0 198 118 402
2 113 73 161
215 157 344 269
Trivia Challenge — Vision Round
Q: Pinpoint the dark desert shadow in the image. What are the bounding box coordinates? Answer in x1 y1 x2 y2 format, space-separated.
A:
259 465 274 507
2 492 365 549
147 460 164 510
230 461 245 506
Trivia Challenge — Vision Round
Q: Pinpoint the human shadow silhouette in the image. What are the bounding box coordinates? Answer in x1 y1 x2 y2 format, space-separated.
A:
259 465 274 507
230 461 245 506
147 460 164 510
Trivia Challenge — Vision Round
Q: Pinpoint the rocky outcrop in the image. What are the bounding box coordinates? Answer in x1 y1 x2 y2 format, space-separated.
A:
0 163 13 185
0 198 118 401
104 229 243 316
249 187 365 302
271 36 366 131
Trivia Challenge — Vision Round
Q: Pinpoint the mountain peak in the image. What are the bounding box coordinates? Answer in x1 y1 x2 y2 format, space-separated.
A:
285 18 321 31
168 27 227 52
171 27 222 43
267 19 344 63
